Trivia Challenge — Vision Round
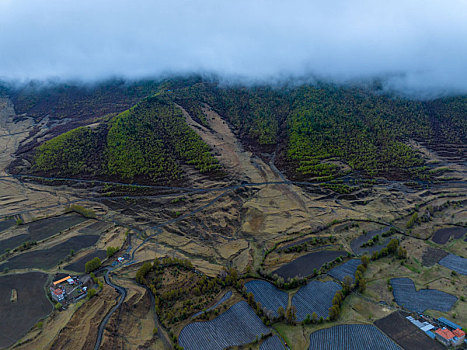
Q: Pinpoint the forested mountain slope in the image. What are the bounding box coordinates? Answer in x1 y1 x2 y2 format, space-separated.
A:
32 95 220 182
12 79 467 184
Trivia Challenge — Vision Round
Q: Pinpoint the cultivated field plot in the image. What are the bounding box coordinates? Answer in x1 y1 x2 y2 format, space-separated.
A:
64 249 107 272
432 227 466 244
0 213 88 252
327 259 360 282
390 278 457 313
192 291 233 319
0 218 15 232
374 312 444 350
0 235 99 271
28 213 88 238
273 250 345 280
179 301 270 350
78 221 112 235
292 280 341 321
308 324 401 350
422 247 448 267
439 254 467 275
0 234 29 253
0 272 52 349
245 280 288 317
260 335 285 350
350 227 391 255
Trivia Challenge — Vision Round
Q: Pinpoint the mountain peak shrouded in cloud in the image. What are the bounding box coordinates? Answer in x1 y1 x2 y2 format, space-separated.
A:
0 0 466 95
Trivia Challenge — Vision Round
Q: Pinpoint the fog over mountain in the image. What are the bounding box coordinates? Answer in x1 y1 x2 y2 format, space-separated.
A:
1 0 466 95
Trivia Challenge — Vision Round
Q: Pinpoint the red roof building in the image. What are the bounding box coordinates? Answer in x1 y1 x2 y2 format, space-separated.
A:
50 287 65 302
435 327 465 346
435 328 454 340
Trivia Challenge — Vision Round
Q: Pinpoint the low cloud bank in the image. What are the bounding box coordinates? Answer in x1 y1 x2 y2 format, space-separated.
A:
1 0 466 96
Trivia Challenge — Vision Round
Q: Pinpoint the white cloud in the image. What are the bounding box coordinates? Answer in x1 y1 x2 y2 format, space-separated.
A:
0 0 466 94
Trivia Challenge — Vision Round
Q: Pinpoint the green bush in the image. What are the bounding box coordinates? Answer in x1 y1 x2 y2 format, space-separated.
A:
85 257 101 273
106 246 119 258
66 204 96 218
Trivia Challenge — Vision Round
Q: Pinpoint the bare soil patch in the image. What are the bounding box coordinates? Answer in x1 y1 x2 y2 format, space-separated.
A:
0 235 99 271
64 250 107 272
374 312 444 350
28 213 88 237
78 221 112 235
421 247 449 267
0 213 88 252
432 226 466 244
0 272 51 349
272 250 346 280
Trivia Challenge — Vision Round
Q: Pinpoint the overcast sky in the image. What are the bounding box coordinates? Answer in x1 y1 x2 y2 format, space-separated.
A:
0 0 466 95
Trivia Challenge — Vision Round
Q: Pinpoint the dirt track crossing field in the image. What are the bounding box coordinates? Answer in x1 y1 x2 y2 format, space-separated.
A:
0 272 52 349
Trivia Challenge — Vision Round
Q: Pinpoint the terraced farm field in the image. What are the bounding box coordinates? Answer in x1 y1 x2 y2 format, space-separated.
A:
0 272 52 349
438 254 467 275
432 227 466 244
260 335 285 350
64 249 107 272
192 291 232 319
390 278 457 313
292 280 341 321
0 213 89 252
0 218 15 232
78 221 112 235
179 301 270 350
245 280 288 317
327 259 360 282
273 250 345 280
308 324 401 350
0 235 99 271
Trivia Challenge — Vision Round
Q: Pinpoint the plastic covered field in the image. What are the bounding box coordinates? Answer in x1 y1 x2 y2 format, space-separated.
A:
260 335 285 350
308 324 401 350
328 259 360 282
390 278 457 313
292 280 342 321
245 280 288 317
439 254 467 275
179 301 270 350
